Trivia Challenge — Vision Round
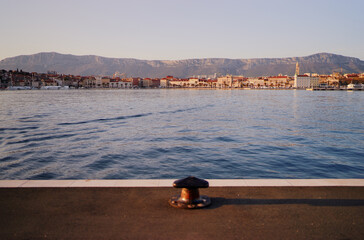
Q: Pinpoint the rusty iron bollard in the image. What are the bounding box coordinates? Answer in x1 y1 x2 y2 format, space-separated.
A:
169 176 211 209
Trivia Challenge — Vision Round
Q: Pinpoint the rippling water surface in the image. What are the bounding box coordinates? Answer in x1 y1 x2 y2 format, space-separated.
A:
0 89 363 179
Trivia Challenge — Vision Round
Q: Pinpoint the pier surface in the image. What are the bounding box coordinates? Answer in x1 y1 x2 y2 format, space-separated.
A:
1 179 364 240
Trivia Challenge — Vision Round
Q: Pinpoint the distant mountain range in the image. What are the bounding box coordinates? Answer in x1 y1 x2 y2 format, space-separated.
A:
0 52 363 78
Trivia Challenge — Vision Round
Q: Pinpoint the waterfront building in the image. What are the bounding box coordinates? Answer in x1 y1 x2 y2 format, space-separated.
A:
160 78 169 88
31 80 40 88
162 76 177 87
217 75 233 88
294 75 309 88
95 77 102 88
119 80 132 88
318 75 329 85
207 79 217 88
82 77 96 88
188 78 199 87
310 76 320 87
60 75 80 87
267 76 289 88
130 77 142 88
109 78 132 88
151 79 160 88
232 76 246 88
198 79 211 88
141 78 152 88
344 74 364 82
101 77 110 88
42 79 58 87
139 78 160 88
294 75 319 88
49 77 64 86
169 79 189 87
247 77 265 88
109 79 119 88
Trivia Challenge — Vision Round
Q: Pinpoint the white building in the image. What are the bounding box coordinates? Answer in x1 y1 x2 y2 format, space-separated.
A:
109 80 132 88
294 75 319 88
118 81 132 88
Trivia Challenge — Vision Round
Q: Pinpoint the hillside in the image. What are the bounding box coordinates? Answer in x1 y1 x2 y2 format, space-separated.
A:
0 52 363 78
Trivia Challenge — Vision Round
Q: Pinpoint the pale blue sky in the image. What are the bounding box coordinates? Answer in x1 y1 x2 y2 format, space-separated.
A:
1 0 363 60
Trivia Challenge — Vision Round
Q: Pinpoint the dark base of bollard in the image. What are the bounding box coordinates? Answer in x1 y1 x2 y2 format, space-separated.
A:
169 195 211 209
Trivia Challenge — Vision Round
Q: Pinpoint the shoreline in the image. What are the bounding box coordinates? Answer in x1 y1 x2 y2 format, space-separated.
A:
1 87 362 91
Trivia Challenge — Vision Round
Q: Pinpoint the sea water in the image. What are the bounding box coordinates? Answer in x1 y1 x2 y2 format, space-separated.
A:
0 89 363 179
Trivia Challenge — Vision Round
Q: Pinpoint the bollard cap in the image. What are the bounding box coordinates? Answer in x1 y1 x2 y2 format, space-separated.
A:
173 176 209 189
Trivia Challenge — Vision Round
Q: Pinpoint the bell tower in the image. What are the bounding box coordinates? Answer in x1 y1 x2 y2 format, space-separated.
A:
295 62 300 76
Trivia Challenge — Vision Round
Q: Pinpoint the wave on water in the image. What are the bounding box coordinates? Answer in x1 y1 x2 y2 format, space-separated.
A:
58 113 153 126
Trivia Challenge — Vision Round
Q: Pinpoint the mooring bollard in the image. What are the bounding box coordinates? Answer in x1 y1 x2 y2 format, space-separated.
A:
169 176 211 209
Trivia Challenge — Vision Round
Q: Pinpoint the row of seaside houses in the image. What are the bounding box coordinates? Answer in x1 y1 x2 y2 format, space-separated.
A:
2 69 364 89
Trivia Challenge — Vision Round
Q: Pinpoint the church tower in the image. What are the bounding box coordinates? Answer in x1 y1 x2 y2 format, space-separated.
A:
295 62 300 76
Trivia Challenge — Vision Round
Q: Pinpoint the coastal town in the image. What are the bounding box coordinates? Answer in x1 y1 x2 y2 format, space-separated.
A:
1 63 364 90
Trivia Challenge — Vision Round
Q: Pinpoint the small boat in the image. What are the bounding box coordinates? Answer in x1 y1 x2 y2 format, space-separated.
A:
347 83 362 90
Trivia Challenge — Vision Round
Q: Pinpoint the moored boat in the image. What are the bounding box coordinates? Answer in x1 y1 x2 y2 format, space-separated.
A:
347 83 363 90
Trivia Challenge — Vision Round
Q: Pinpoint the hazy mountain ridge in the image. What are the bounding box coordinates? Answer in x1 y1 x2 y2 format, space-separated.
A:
1 52 363 78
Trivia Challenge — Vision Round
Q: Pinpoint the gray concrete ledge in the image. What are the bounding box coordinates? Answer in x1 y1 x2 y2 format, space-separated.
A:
1 179 364 188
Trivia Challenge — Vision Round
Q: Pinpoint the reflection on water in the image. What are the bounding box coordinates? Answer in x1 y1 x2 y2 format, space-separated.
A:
0 89 363 179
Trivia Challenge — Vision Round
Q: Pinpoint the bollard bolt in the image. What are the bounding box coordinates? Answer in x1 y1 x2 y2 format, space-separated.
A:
169 176 211 209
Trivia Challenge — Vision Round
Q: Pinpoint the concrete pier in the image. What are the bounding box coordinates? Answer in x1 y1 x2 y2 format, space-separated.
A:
1 179 364 240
